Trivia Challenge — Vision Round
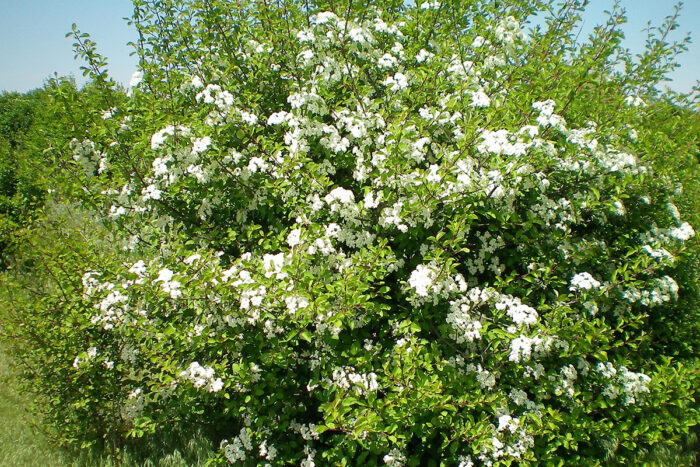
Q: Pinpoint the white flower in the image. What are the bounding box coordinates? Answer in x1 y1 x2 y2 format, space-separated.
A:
150 125 189 150
420 1 440 9
180 361 222 392
129 71 143 87
408 264 437 297
285 294 309 315
191 136 212 155
239 111 258 125
184 254 201 265
415 48 434 63
569 272 601 292
155 267 181 298
383 447 406 466
377 53 398 68
287 228 302 248
383 72 408 91
325 187 355 206
497 414 519 433
209 378 224 392
669 222 695 241
267 111 291 125
313 11 337 25
191 76 204 89
156 268 174 283
625 95 646 107
470 89 491 108
325 223 341 237
141 184 162 201
298 49 314 62
363 191 382 209
128 260 147 277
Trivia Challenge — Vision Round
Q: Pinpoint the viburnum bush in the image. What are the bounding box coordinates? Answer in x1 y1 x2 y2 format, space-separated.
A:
1 0 698 465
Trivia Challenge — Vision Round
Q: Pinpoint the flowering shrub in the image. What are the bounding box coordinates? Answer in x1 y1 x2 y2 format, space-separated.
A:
1 0 698 465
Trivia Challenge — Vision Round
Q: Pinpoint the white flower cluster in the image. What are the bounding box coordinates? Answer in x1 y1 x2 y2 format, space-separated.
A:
221 428 254 463
508 335 560 363
642 245 674 263
154 267 182 299
530 195 575 231
470 88 491 108
464 230 506 276
70 138 107 175
82 271 140 330
556 364 578 398
569 272 602 292
478 414 534 466
446 299 484 344
494 16 525 47
258 440 278 462
497 414 520 434
121 387 145 422
447 287 538 345
383 72 409 92
150 124 190 150
179 361 224 392
262 252 289 280
407 263 467 305
191 136 211 155
408 264 438 297
532 99 566 130
324 186 356 213
383 447 406 466
624 94 646 107
285 294 310 316
290 420 321 441
194 83 259 126
622 275 678 307
495 294 539 327
196 84 234 111
640 222 695 244
597 363 651 405
477 129 532 157
330 367 379 395
566 125 598 151
509 388 540 412
617 367 652 405
93 288 129 329
596 150 645 174
221 260 268 324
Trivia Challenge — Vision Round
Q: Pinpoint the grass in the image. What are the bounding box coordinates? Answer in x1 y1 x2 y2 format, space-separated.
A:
0 347 64 466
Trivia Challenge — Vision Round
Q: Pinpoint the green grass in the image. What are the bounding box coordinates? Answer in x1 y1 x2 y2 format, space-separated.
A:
0 347 63 466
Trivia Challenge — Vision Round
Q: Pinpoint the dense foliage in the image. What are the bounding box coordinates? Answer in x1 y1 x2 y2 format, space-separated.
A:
0 0 698 465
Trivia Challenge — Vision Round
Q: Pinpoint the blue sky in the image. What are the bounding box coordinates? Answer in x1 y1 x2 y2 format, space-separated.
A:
0 0 697 93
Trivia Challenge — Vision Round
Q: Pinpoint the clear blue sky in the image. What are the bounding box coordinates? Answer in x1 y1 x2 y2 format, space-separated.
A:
0 0 697 93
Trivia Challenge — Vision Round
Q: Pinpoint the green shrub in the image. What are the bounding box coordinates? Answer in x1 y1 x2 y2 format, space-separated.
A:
1 0 698 465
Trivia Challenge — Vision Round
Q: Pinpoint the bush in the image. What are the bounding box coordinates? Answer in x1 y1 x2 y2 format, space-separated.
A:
1 0 698 465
